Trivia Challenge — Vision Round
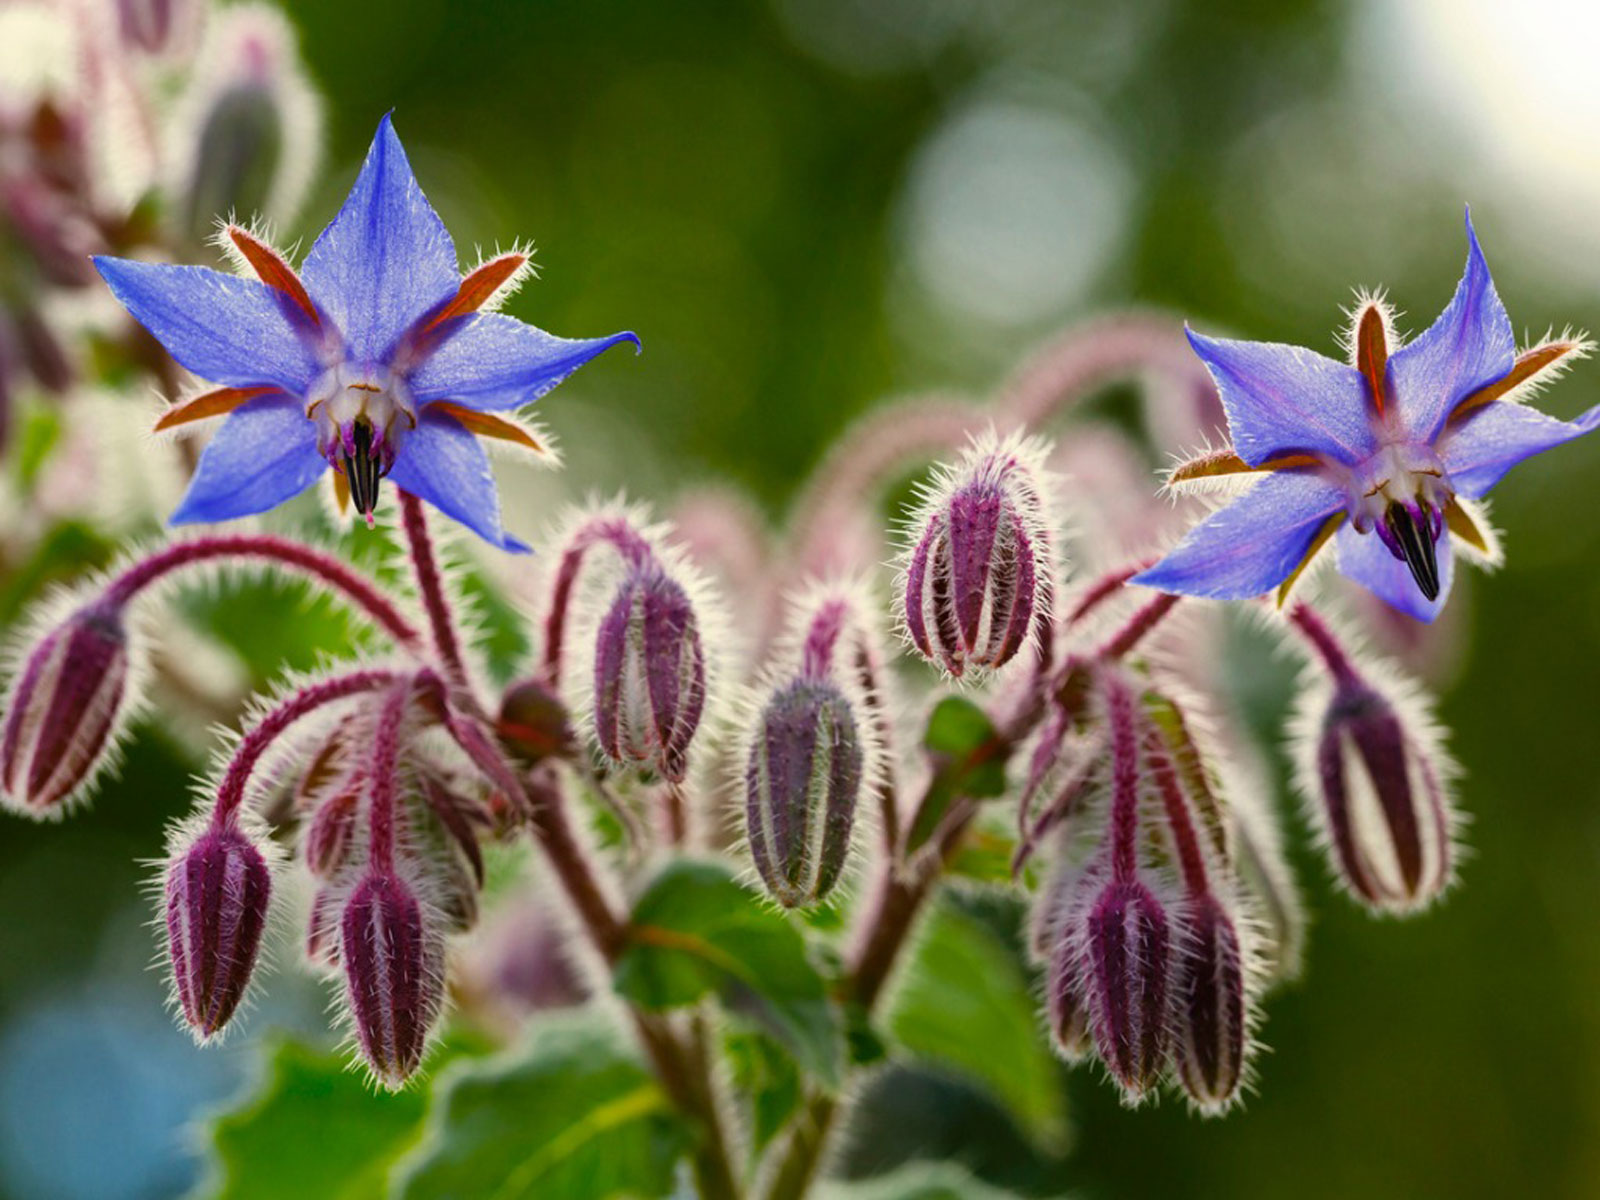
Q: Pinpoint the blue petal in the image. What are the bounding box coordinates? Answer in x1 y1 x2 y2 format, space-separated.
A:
409 314 640 411
94 257 319 392
299 114 460 362
1131 472 1346 600
1335 521 1454 623
1388 211 1516 443
387 408 528 552
170 395 325 524
1187 329 1377 467
1439 399 1600 499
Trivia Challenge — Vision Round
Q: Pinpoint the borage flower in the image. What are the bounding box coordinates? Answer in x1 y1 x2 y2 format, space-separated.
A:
93 115 637 550
1134 213 1597 621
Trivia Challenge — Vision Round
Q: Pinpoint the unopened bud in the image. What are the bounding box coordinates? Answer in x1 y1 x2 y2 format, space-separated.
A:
745 678 864 908
1084 877 1172 1101
163 823 272 1040
340 871 443 1088
902 433 1053 678
302 783 360 878
1172 894 1249 1113
306 884 339 968
497 677 577 766
593 565 707 782
2 601 134 817
1046 946 1094 1063
1310 676 1454 913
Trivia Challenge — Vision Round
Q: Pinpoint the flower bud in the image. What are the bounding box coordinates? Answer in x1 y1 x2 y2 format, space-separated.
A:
163 824 272 1040
2 601 133 817
901 434 1053 678
745 678 864 908
1309 676 1454 913
340 871 444 1088
306 884 340 968
497 676 577 766
593 565 707 782
303 783 360 878
1172 894 1249 1113
1046 944 1094 1063
1084 877 1172 1101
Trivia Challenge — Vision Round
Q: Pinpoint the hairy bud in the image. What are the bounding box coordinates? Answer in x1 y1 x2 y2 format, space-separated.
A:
303 783 360 878
1307 675 1454 913
164 824 272 1040
1172 894 1249 1113
2 601 134 817
901 433 1053 678
1084 877 1172 1101
340 871 444 1088
593 565 707 781
497 677 577 766
745 678 864 908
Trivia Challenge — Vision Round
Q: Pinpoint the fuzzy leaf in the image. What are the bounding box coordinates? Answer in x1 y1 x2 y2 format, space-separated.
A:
393 1014 691 1200
614 859 844 1085
886 901 1068 1151
203 1038 436 1200
906 697 1008 855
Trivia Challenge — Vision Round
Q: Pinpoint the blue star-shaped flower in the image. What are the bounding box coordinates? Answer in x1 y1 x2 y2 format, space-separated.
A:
93 115 638 551
1134 213 1599 621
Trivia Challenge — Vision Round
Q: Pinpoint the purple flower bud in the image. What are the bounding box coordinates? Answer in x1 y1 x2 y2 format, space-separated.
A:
902 435 1053 678
496 676 577 766
340 871 443 1089
1309 676 1454 913
1046 940 1094 1063
306 885 340 968
1172 894 1249 1113
1084 877 1172 1101
303 784 360 878
2 602 133 818
163 824 272 1040
745 678 865 908
593 565 707 782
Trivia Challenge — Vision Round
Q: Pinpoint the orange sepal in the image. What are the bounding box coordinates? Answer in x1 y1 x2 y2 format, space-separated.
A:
423 253 528 334
228 226 320 327
431 402 549 456
153 385 274 432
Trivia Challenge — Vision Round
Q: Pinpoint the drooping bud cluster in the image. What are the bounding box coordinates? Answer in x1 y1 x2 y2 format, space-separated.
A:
742 587 882 907
900 431 1056 679
1034 665 1258 1111
340 869 444 1089
543 506 717 785
1289 606 1456 913
1 597 138 818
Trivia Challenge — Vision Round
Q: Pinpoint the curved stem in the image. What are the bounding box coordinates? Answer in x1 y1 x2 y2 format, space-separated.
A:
1286 601 1360 685
364 680 412 871
211 669 402 829
103 535 422 651
397 491 467 686
540 513 652 685
1096 593 1180 661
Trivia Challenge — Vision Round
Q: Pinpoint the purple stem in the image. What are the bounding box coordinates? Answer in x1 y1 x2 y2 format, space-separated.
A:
364 680 413 871
1097 593 1180 661
102 535 422 651
1066 558 1158 628
1101 668 1142 884
397 492 467 686
1143 721 1210 897
540 515 653 685
211 669 402 830
1286 601 1360 686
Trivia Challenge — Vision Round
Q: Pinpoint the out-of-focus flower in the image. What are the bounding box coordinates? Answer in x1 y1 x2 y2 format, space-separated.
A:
1135 213 1597 621
94 115 638 549
900 430 1055 677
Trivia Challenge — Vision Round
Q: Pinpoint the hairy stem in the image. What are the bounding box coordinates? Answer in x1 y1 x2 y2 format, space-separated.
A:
1096 593 1180 661
103 534 422 651
364 680 412 871
1286 601 1360 685
398 491 468 686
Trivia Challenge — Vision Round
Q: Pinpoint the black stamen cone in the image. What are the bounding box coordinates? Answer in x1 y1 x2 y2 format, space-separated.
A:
342 422 383 517
1383 501 1440 600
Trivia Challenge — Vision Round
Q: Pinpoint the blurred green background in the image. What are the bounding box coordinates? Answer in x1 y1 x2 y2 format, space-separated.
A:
6 0 1600 1196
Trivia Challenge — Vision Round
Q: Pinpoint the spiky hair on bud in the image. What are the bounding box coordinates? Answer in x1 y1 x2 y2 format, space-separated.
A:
727 578 890 910
541 496 733 786
0 579 149 820
1284 614 1462 916
894 428 1061 682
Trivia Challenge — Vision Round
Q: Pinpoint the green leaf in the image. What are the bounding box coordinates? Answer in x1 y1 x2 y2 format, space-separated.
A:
905 697 1008 855
885 900 1068 1151
722 1031 802 1155
820 1162 1030 1199
394 1014 691 1200
203 1039 434 1200
613 858 843 1085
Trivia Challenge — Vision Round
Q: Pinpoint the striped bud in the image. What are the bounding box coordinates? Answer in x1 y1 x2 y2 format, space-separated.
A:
745 678 864 908
902 434 1053 678
1084 877 1172 1101
164 824 272 1040
1172 894 1249 1113
340 871 443 1088
1312 676 1453 913
302 783 360 878
306 885 340 968
593 565 707 782
2 602 133 817
1037 864 1094 1060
